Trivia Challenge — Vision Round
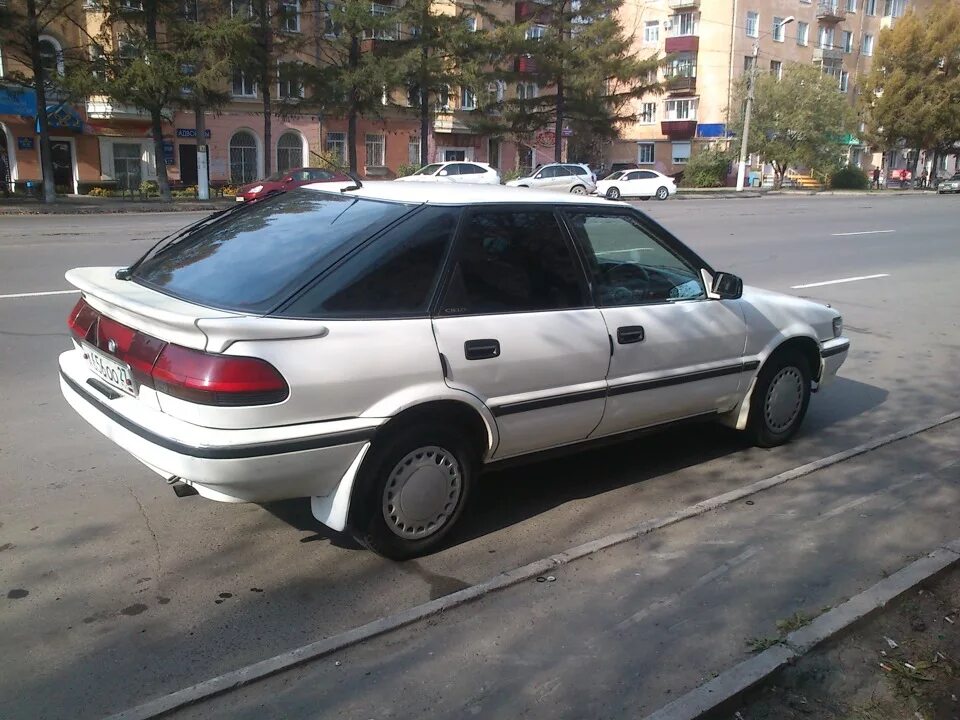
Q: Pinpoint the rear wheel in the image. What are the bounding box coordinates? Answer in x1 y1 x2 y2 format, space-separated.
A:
570 184 587 195
655 186 670 201
746 350 812 448
605 187 621 200
349 423 475 559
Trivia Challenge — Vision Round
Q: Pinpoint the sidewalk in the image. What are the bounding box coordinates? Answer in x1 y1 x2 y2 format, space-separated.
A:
143 418 960 720
0 195 235 215
675 187 934 199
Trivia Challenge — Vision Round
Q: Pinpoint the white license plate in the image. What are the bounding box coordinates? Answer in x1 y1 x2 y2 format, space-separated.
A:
83 343 137 396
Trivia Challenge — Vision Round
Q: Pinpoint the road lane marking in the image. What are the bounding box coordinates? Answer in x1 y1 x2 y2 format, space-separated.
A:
831 230 896 236
791 273 889 289
0 289 79 300
106 410 960 720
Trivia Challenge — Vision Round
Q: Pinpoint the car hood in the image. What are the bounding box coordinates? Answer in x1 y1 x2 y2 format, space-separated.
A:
239 181 275 194
395 175 436 182
740 285 840 342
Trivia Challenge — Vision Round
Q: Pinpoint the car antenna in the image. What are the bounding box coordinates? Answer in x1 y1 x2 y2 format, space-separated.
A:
340 171 364 193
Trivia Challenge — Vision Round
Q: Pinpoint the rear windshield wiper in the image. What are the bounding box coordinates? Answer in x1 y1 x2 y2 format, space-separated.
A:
115 190 285 281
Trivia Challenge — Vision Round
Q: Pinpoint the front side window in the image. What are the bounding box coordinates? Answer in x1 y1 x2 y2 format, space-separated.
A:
414 163 443 175
440 210 586 315
365 133 385 166
565 212 704 306
281 207 459 318
134 192 416 314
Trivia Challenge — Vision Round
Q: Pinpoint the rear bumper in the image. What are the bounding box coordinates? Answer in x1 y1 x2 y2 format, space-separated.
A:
59 350 379 503
818 337 850 388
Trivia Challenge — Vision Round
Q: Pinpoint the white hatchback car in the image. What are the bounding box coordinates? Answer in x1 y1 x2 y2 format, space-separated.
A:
60 183 848 559
597 169 677 201
506 163 597 194
395 161 500 185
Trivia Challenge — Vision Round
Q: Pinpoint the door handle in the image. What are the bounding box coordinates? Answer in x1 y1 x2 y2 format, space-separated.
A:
464 339 500 360
617 325 645 344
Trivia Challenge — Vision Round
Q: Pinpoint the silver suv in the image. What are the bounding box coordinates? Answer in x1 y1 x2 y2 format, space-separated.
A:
506 163 598 194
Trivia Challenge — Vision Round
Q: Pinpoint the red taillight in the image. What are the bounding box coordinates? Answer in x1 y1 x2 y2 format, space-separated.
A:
151 344 288 406
67 299 288 406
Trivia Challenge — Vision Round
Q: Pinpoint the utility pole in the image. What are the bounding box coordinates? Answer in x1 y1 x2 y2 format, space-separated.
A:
736 16 794 192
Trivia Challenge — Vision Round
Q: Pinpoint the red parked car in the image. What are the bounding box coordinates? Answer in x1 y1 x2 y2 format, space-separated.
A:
236 167 351 202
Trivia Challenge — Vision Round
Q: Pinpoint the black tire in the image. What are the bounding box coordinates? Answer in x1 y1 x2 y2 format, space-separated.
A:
348 423 476 560
746 350 812 448
570 184 587 195
656 186 669 201
605 187 621 200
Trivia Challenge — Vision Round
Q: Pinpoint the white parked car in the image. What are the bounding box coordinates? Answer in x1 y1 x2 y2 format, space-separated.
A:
597 169 677 201
506 163 597 194
60 183 848 559
395 161 500 185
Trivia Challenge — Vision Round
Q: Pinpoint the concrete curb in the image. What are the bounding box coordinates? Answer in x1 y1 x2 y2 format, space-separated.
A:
0 203 230 216
104 411 960 720
643 543 960 720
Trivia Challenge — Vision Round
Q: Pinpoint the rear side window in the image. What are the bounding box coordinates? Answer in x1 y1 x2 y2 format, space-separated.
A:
568 165 588 176
133 191 416 313
460 164 484 174
440 210 587 315
280 206 460 318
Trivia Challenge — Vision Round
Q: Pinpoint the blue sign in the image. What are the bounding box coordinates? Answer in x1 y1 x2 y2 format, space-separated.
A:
697 123 728 138
0 87 37 117
37 103 83 133
176 128 211 139
17 137 35 150
163 140 175 166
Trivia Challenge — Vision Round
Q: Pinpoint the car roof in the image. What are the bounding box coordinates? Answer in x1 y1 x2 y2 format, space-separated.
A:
300 181 619 206
437 161 493 167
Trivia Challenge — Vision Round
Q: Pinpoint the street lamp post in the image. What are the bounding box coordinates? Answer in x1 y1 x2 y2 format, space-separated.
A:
736 16 794 192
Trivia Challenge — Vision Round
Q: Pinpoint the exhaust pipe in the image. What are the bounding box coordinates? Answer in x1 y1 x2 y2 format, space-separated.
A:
167 478 199 498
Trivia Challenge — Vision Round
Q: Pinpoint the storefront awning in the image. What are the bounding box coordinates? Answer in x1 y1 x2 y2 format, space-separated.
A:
0 86 37 117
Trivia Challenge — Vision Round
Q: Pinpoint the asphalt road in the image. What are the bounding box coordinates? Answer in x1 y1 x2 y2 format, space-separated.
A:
0 194 958 719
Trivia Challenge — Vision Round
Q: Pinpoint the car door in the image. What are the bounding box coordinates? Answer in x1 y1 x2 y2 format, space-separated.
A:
432 206 610 459
632 170 660 197
452 163 482 184
562 208 749 437
618 171 641 196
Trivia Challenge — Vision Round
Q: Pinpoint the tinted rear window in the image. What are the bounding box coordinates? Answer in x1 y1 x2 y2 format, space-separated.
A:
133 191 416 313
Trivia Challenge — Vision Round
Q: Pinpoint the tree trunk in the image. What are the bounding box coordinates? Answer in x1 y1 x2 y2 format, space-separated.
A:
195 106 209 200
25 0 56 203
347 35 360 173
929 148 940 188
419 38 429 167
144 0 171 201
773 161 785 190
261 0 273 179
553 77 563 163
908 149 920 180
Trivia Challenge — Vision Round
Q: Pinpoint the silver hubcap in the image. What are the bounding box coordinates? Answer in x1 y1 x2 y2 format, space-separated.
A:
382 446 462 540
572 185 586 194
657 188 668 199
764 367 804 432
608 189 619 199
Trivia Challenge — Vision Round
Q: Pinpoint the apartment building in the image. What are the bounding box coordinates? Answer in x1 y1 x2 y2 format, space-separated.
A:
613 0 926 178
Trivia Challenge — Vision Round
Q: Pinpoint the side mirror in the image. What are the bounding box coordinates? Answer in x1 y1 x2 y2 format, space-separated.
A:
438 170 448 176
711 271 743 300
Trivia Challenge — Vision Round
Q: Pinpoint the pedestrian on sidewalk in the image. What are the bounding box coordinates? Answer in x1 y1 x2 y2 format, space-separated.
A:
920 168 928 189
872 167 881 190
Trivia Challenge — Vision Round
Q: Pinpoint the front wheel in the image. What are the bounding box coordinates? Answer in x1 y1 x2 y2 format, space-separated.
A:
605 187 621 200
746 350 812 448
349 424 475 559
655 186 670 201
570 184 587 195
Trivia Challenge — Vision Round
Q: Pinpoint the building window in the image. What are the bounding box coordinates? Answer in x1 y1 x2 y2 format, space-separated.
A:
280 0 300 32
38 35 64 81
326 132 346 165
744 55 756 72
637 142 655 164
324 2 341 36
770 60 782 80
668 53 696 78
113 143 142 192
525 24 546 41
865 0 876 15
643 21 659 45
460 87 476 110
365 3 398 40
465 16 477 32
365 133 385 167
638 102 656 124
230 0 252 18
675 12 695 36
842 30 854 53
819 26 835 49
839 70 850 93
229 130 258 184
745 11 759 38
862 33 874 56
232 69 256 97
846 0 857 11
408 135 421 165
486 80 505 104
883 0 905 17
665 98 697 121
772 17 785 42
180 0 198 21
797 21 809 46
276 132 302 173
672 141 691 165
277 63 303 99
517 82 538 100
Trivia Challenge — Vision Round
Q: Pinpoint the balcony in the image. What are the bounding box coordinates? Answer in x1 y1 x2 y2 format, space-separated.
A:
665 74 697 94
813 45 844 62
667 0 698 7
85 99 148 120
516 55 537 73
816 1 847 23
664 35 699 54
661 120 697 140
